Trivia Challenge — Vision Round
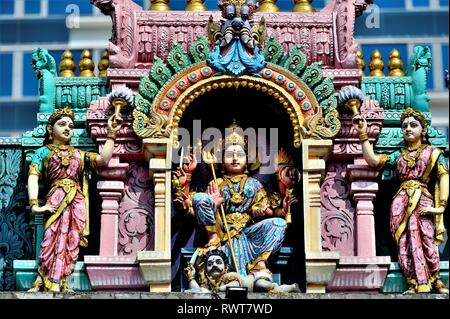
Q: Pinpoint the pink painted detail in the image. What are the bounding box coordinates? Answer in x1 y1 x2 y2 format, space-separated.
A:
347 156 381 257
97 186 123 256
327 256 391 292
326 0 373 69
320 162 355 256
92 0 142 69
118 162 155 256
87 98 144 162
333 98 384 158
84 255 147 290
107 69 149 89
94 5 369 70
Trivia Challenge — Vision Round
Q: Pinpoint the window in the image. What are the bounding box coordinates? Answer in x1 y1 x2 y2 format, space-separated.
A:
412 0 430 7
0 53 13 97
48 0 93 16
25 0 40 15
0 0 14 15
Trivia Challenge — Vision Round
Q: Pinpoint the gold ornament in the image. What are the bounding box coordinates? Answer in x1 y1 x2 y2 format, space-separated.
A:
400 107 427 129
150 0 170 11
292 0 316 12
369 49 385 77
357 49 366 76
223 175 248 205
47 144 75 167
258 0 280 12
98 49 109 78
185 0 206 11
59 50 75 77
388 49 405 77
78 50 95 77
401 144 427 169
48 107 74 125
224 120 246 150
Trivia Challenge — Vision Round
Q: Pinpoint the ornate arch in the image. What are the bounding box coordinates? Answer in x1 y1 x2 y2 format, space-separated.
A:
132 37 340 148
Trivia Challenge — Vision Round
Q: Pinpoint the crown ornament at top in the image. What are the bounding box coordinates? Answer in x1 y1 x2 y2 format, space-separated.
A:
48 107 75 124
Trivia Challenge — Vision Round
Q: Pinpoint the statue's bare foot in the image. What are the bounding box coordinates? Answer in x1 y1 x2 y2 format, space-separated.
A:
27 276 43 292
434 280 449 294
61 280 74 293
403 286 416 295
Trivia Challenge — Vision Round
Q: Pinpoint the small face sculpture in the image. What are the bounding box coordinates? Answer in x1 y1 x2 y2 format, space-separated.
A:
223 144 247 175
401 116 425 144
206 255 226 278
49 116 74 144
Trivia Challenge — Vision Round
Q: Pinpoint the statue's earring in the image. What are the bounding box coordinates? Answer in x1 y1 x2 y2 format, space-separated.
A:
422 131 427 142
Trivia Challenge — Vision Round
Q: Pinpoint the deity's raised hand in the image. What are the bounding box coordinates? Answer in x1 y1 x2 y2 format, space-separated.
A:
352 114 367 134
108 114 123 131
202 149 218 165
207 182 224 207
183 153 198 174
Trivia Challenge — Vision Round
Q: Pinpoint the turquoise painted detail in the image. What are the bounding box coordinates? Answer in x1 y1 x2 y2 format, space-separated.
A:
32 48 57 113
0 145 32 290
13 260 92 291
407 46 432 112
361 46 432 113
208 40 265 77
383 262 448 293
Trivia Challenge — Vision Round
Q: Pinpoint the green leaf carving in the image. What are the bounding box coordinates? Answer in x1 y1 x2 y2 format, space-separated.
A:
318 94 338 113
283 46 307 77
167 43 191 73
189 36 210 63
301 62 323 88
313 77 335 101
150 57 172 87
139 76 159 102
134 93 152 113
263 37 283 64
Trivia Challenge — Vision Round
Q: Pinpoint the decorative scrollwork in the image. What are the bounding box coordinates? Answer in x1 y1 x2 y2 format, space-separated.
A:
0 148 32 290
118 162 154 255
133 109 172 139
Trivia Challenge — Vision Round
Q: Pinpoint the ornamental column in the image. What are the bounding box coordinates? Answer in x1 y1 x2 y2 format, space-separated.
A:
302 139 340 293
137 138 172 292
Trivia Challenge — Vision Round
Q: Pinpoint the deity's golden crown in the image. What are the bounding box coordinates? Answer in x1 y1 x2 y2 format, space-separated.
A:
224 120 246 149
400 107 427 128
48 107 74 125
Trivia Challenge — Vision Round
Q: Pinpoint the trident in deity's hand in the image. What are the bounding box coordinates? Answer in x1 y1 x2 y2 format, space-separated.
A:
202 148 240 275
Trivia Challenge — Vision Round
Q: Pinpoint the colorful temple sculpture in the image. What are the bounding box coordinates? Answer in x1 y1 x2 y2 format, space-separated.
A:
0 0 448 295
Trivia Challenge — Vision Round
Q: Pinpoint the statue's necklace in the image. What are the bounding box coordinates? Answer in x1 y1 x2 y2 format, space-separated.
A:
401 144 427 169
224 175 247 205
47 144 75 167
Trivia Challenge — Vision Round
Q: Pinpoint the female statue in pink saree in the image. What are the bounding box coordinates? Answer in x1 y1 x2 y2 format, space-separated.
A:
27 107 120 292
354 107 449 294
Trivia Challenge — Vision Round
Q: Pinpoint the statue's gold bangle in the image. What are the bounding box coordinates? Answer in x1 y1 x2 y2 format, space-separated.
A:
107 129 117 140
29 199 39 208
359 132 369 142
187 275 195 282
185 173 192 182
440 199 447 209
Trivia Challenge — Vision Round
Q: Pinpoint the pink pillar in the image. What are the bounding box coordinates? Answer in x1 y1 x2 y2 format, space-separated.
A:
352 184 377 256
97 184 123 256
348 158 380 257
